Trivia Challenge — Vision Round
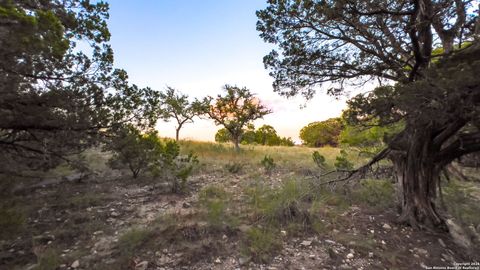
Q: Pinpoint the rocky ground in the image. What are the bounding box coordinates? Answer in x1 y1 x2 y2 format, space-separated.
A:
1 165 479 270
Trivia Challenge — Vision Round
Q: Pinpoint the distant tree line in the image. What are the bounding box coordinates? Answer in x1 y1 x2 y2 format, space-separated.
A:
215 124 294 146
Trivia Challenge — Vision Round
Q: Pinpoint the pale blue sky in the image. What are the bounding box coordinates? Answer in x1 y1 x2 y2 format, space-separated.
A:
106 0 350 142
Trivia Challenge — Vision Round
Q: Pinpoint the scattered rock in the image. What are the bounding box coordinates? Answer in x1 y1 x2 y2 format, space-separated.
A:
215 257 221 264
414 248 428 256
182 202 191 208
71 260 80 268
135 261 148 270
382 223 392 230
238 257 250 266
368 252 374 258
346 253 354 259
446 219 472 249
280 230 287 236
438 238 446 248
300 240 312 247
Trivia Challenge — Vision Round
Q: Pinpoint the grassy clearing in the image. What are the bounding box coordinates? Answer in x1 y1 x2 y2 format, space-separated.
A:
178 140 341 172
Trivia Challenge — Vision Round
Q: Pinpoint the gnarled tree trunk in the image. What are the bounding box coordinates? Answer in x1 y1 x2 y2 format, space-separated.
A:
392 127 446 230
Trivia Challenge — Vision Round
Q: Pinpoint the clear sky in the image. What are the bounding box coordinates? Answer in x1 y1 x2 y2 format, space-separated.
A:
106 0 353 142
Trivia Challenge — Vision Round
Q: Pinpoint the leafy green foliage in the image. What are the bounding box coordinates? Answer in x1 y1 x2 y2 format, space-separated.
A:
205 85 272 151
334 150 354 171
215 124 294 146
260 155 276 175
214 128 232 143
312 151 326 169
106 126 197 192
299 118 343 147
106 127 163 179
0 0 162 173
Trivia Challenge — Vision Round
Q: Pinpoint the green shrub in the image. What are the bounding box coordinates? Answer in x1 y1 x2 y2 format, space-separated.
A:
106 126 198 193
199 186 232 228
245 179 310 226
118 227 152 255
260 155 276 174
242 227 282 263
224 162 244 174
312 151 326 169
334 149 354 170
352 179 394 208
34 249 60 270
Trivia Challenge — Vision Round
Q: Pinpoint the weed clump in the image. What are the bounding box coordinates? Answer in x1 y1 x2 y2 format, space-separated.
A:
334 149 354 170
241 227 282 263
34 248 60 270
117 227 152 256
224 162 244 174
351 179 394 209
260 155 276 175
312 151 327 170
199 185 237 229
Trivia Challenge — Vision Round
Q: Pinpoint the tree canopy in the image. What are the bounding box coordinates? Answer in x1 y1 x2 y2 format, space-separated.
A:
0 0 161 174
299 118 343 147
159 87 206 141
214 124 294 146
257 0 480 229
205 85 272 151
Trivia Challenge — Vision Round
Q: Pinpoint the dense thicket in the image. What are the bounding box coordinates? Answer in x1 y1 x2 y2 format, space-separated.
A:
215 124 294 146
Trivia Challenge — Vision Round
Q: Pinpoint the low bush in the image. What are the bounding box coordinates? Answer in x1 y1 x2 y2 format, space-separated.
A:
106 126 198 193
224 162 244 174
312 151 327 170
334 149 354 170
117 227 152 256
351 179 394 209
241 227 282 263
199 186 235 228
260 155 276 175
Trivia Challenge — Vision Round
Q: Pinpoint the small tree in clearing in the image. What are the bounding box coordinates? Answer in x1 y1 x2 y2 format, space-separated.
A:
160 87 206 141
205 85 272 151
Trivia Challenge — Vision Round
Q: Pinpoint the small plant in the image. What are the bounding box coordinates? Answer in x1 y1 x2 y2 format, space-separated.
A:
34 248 60 270
334 149 354 170
224 162 244 174
199 186 230 228
352 179 394 209
312 151 326 169
260 155 276 174
242 227 282 263
117 227 152 256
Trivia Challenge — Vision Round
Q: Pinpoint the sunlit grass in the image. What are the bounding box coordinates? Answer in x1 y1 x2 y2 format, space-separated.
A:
178 140 342 171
